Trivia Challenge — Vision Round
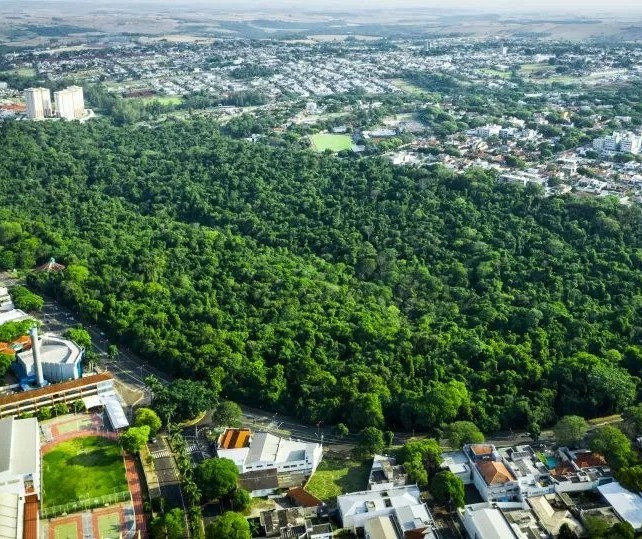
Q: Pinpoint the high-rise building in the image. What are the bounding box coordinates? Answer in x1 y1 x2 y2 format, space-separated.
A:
24 87 52 119
54 86 85 120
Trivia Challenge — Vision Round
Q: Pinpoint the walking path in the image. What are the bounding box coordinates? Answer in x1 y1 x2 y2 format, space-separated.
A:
125 454 148 537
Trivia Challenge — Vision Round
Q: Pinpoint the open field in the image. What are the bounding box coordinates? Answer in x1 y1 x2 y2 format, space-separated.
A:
305 458 370 505
0 67 36 77
42 436 128 507
136 95 184 106
389 78 426 95
309 133 353 152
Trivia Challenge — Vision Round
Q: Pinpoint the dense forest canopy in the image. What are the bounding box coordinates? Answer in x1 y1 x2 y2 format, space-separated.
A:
1 118 641 433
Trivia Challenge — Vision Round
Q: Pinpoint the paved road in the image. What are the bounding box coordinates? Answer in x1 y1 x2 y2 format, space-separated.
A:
148 437 185 510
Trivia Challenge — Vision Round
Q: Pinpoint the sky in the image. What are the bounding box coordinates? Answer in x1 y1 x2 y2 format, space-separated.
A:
21 0 642 14
136 0 642 14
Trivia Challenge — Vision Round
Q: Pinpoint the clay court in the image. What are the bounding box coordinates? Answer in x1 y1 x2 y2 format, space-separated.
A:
39 412 146 538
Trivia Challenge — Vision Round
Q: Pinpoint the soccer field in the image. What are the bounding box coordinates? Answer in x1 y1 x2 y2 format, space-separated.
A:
309 134 353 152
42 436 128 507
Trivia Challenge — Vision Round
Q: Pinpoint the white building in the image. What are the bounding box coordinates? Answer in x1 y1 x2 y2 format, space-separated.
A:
593 131 642 155
368 454 407 491
0 416 40 539
217 428 322 475
24 88 52 119
597 482 642 531
476 124 502 138
364 516 398 539
54 86 85 120
461 505 519 539
337 485 437 535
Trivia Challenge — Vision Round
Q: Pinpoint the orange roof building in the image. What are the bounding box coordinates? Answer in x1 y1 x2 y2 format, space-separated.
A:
470 444 494 457
218 428 252 450
574 452 608 469
477 461 515 486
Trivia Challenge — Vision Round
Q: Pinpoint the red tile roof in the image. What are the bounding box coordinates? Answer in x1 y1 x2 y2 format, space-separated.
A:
477 461 515 485
574 452 607 469
23 494 38 539
470 444 494 456
287 487 323 508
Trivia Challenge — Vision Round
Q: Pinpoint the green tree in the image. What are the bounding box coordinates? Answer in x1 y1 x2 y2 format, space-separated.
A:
134 408 162 437
404 457 428 487
615 465 642 492
335 423 349 438
0 353 13 378
622 404 642 436
397 439 443 472
213 401 243 427
350 393 384 429
205 512 250 539
63 327 92 348
10 286 43 311
384 430 395 447
553 416 589 447
442 421 484 449
357 427 385 456
194 458 239 501
107 344 119 360
229 488 251 511
590 426 634 470
150 508 186 539
120 425 151 453
429 470 465 508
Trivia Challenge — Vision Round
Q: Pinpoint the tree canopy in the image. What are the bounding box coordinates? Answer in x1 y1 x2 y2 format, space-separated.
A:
205 512 250 539
134 407 162 437
120 425 150 453
194 458 239 501
2 118 642 431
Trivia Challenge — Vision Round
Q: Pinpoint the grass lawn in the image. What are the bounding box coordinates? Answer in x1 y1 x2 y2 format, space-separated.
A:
309 133 353 152
306 458 370 505
53 522 78 539
131 95 183 106
389 78 426 95
42 436 128 507
97 513 121 538
479 68 511 79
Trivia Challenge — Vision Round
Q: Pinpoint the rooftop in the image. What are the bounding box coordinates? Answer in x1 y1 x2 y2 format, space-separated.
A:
477 461 515 486
463 506 517 539
246 432 318 466
219 428 251 450
0 372 113 408
287 487 323 508
16 335 82 368
337 485 422 519
364 516 398 539
597 482 642 530
0 416 39 478
470 444 494 456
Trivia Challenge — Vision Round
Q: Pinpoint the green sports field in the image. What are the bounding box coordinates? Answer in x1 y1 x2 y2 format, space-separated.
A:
309 133 353 152
42 436 128 507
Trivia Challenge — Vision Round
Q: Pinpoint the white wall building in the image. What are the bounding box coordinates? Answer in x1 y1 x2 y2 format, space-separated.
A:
0 416 40 539
461 505 520 539
476 124 502 138
337 485 437 535
54 86 85 120
593 131 642 155
217 428 322 476
24 88 52 119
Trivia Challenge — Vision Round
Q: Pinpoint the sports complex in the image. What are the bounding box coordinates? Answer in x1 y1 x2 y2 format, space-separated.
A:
40 411 145 539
